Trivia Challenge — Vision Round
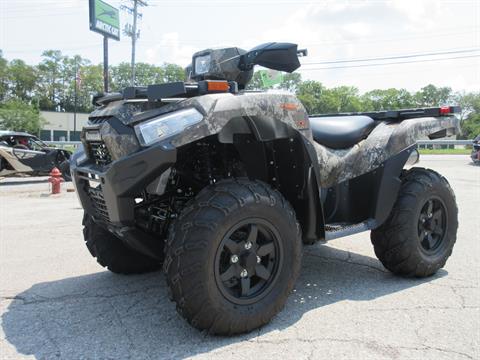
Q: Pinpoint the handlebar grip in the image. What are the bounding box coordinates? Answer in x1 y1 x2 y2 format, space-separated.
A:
297 49 308 57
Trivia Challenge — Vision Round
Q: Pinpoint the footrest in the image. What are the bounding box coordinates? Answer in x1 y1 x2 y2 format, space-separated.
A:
325 219 376 241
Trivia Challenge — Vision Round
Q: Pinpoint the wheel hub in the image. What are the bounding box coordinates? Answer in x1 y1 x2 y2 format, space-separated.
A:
240 251 258 275
214 219 282 305
418 198 447 253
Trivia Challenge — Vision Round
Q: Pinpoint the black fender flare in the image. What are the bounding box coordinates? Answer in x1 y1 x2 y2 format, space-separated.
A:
218 115 325 243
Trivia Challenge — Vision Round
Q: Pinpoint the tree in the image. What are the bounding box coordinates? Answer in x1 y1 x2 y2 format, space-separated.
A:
296 80 325 113
7 59 38 101
362 88 415 111
0 99 45 134
110 62 184 91
279 72 302 93
329 86 361 112
453 91 479 120
162 63 185 83
111 62 132 91
36 50 64 110
75 64 104 112
455 92 480 139
0 50 8 101
462 113 480 139
135 63 164 85
57 55 101 113
414 84 452 107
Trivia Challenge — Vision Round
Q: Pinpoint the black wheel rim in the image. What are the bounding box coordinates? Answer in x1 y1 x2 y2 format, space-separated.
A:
418 197 447 254
214 218 283 305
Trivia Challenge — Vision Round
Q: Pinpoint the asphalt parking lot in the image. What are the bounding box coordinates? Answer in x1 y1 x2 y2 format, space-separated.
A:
0 155 478 360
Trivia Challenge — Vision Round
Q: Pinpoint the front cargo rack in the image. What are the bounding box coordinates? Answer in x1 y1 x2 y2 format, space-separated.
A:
92 80 239 106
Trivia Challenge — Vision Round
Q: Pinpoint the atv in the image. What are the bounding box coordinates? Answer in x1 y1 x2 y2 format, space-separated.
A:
71 42 459 335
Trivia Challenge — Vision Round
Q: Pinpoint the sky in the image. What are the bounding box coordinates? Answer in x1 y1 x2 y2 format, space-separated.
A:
1 0 479 93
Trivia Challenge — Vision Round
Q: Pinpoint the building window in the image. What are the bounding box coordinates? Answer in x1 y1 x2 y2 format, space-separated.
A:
70 131 81 141
53 130 68 141
39 130 51 141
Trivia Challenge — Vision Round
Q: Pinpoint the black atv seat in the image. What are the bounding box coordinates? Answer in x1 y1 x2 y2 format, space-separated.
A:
309 115 376 149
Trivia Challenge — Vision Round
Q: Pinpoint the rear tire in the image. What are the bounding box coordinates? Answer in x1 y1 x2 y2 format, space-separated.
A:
83 214 162 274
371 168 458 277
163 179 302 335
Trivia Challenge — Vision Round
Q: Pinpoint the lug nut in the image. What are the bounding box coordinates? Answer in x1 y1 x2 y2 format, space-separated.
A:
240 269 248 278
256 256 261 264
245 241 252 250
231 255 239 264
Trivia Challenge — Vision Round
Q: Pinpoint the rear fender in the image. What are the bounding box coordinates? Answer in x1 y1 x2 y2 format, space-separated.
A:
313 116 459 188
322 146 413 227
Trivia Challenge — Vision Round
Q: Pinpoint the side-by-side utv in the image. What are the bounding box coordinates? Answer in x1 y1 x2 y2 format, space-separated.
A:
71 43 459 335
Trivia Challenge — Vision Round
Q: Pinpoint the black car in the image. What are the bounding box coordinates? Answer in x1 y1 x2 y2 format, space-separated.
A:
0 131 71 180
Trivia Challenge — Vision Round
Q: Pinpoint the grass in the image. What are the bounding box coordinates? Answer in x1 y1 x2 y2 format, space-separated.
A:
63 145 78 153
418 148 471 155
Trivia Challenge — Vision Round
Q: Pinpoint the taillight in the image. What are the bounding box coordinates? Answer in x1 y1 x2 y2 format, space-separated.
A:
439 106 451 115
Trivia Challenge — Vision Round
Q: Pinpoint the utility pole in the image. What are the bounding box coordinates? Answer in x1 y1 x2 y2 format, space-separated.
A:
121 0 148 86
74 58 78 140
103 36 109 93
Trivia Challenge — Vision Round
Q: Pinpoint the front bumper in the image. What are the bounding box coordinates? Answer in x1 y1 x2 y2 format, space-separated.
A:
72 144 176 226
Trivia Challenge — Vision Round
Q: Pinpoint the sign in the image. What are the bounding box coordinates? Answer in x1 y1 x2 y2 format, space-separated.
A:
89 0 120 40
259 70 285 88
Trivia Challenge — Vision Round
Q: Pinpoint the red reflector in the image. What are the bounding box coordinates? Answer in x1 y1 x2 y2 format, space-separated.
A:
439 106 450 115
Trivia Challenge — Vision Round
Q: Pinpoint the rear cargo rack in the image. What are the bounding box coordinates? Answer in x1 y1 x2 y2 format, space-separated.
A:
310 106 461 122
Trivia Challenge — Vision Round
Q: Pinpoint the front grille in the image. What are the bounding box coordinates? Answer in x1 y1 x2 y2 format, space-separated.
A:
88 186 110 223
88 116 111 125
89 142 112 165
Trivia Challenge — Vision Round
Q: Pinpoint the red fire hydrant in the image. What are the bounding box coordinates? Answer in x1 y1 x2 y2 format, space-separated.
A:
48 167 64 194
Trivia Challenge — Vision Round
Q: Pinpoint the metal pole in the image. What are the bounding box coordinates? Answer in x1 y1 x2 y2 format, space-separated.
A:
73 59 78 141
131 0 138 86
103 36 109 93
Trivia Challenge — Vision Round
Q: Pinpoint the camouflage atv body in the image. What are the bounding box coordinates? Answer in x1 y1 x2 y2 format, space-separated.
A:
72 43 459 335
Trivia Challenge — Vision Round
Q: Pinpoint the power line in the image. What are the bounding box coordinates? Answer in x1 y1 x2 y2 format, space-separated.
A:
298 54 480 71
298 29 479 48
3 10 83 19
302 49 480 66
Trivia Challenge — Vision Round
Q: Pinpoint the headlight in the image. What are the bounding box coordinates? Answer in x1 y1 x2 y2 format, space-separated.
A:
134 108 203 147
194 54 211 75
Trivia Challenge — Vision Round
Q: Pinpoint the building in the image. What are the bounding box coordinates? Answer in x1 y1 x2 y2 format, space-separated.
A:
39 111 90 141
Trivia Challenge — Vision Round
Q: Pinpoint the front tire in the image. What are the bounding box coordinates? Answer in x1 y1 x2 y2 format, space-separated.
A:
59 160 72 181
163 179 302 335
371 168 458 277
83 214 162 274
